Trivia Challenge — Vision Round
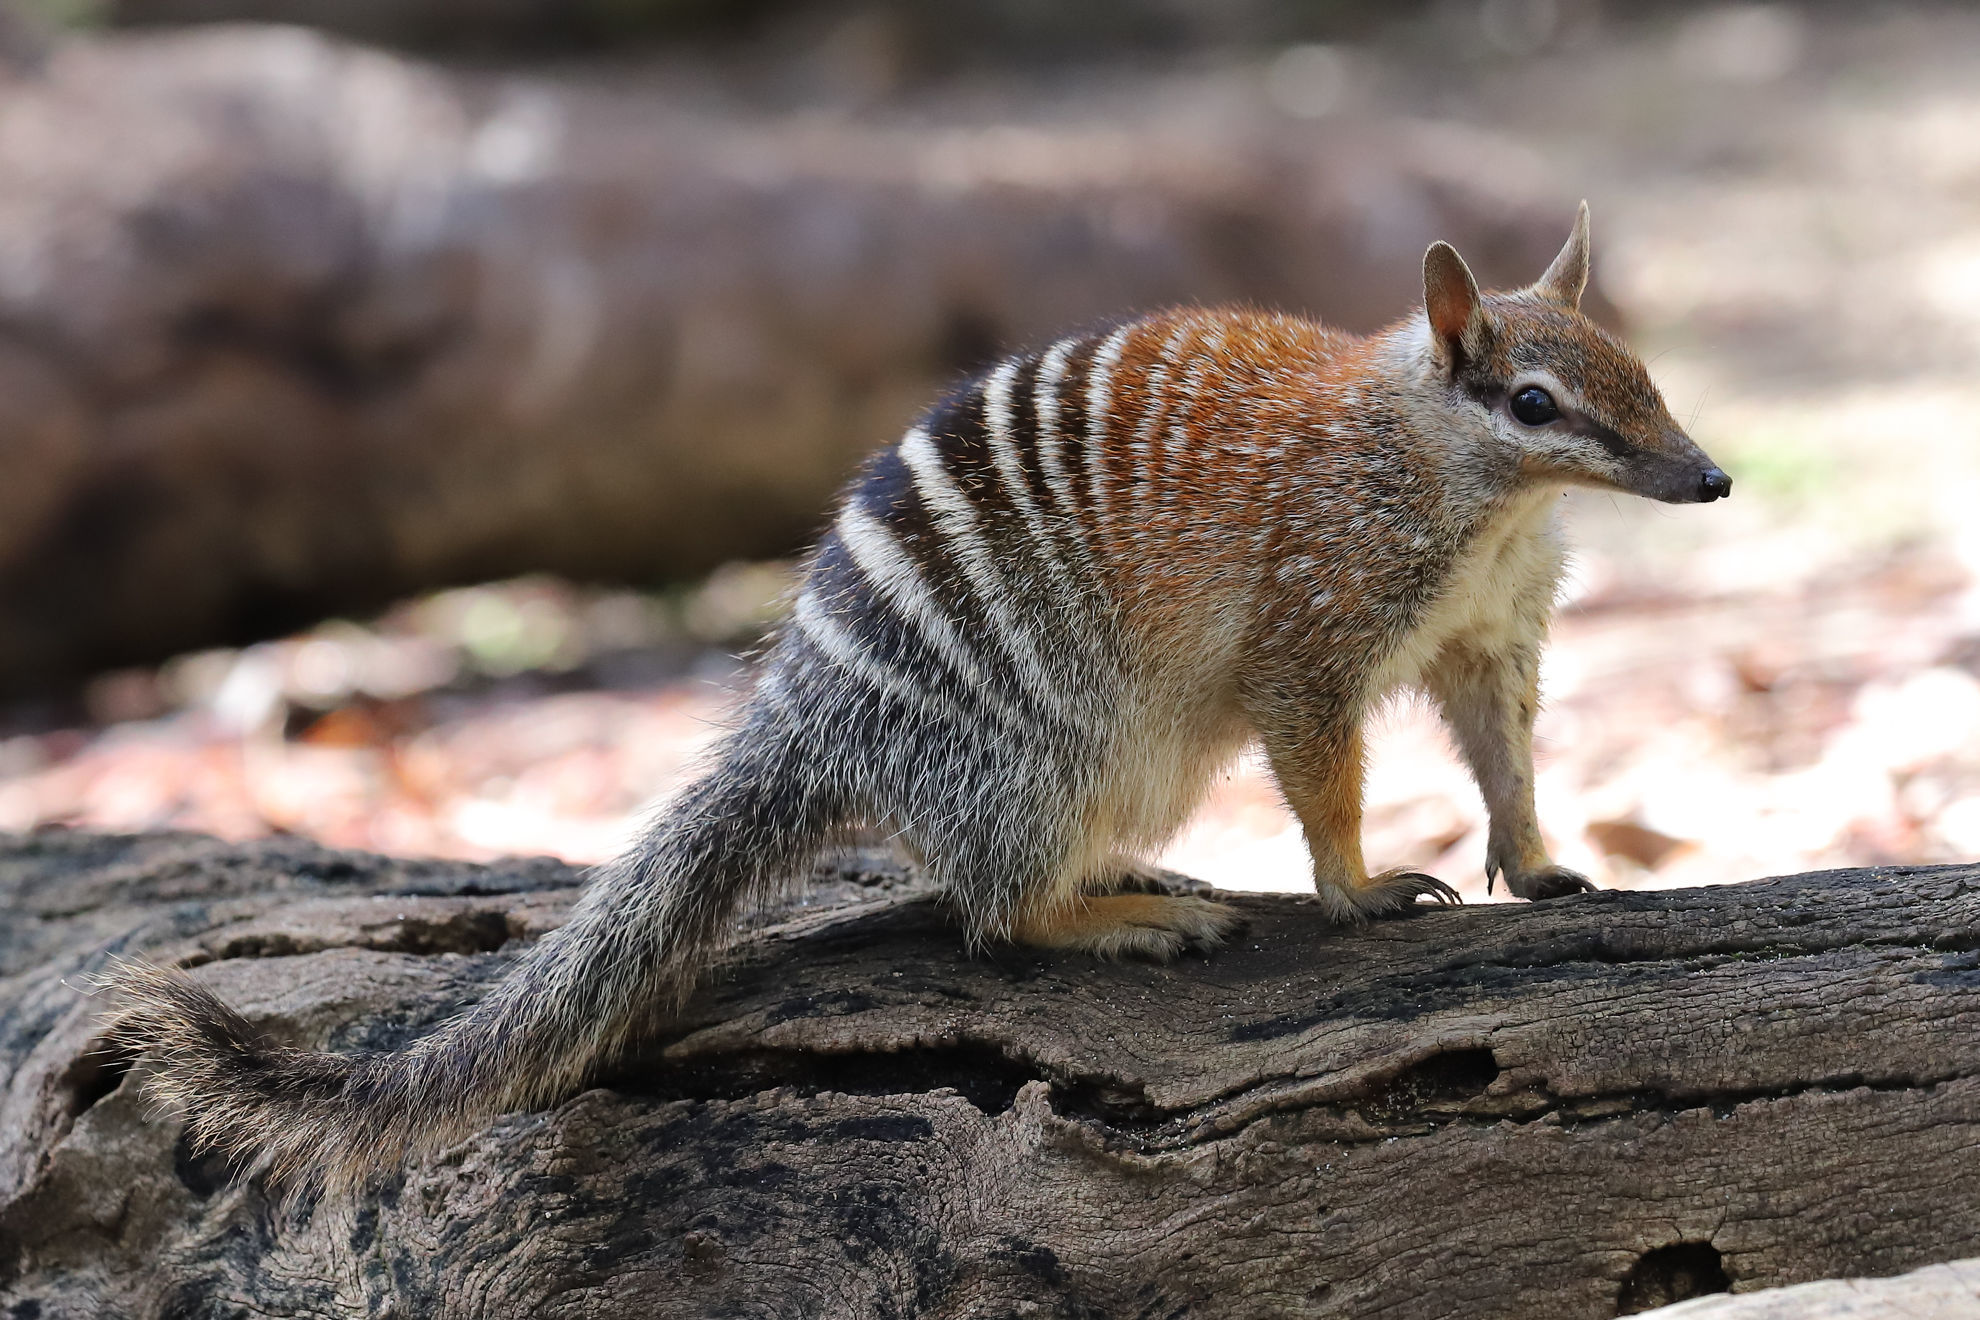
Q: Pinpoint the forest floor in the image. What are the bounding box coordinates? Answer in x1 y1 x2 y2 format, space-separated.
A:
5 5 1980 899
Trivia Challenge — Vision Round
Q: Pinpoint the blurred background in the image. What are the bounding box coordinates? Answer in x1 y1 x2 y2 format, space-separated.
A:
1 0 1977 899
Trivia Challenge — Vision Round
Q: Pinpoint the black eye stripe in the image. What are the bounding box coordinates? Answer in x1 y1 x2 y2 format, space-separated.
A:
1464 381 1637 458
1574 414 1637 460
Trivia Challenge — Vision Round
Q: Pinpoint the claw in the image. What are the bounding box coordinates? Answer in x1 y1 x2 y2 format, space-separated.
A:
1395 871 1464 906
1539 870 1596 899
1508 864 1598 901
1370 867 1463 909
1325 868 1465 924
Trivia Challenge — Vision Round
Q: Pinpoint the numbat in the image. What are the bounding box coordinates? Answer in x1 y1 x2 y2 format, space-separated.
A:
109 204 1730 1186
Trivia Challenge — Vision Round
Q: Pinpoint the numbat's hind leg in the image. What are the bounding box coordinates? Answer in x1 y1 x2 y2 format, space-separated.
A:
1093 859 1217 898
1010 892 1242 962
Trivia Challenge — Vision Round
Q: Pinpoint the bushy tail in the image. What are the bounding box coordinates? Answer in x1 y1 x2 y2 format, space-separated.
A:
103 714 835 1190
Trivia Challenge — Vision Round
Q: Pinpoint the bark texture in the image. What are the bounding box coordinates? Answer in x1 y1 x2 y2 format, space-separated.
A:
2 830 1976 1318
0 22 1596 690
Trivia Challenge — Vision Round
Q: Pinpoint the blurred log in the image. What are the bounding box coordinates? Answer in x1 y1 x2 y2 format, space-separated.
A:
2 831 1977 1317
95 0 1423 59
0 23 1599 691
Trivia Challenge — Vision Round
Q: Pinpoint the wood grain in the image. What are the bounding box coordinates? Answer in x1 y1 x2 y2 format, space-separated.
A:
2 830 1976 1317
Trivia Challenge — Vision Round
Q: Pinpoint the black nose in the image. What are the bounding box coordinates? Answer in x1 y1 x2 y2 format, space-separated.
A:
1699 468 1732 501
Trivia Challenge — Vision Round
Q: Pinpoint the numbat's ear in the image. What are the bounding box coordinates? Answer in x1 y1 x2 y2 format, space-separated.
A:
1531 200 1592 309
1423 240 1486 368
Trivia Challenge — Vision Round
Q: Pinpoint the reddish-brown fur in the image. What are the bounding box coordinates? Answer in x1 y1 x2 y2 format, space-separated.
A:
1015 212 1723 932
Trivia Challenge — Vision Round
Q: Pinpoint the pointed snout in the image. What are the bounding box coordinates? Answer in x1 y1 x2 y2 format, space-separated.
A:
1618 432 1732 505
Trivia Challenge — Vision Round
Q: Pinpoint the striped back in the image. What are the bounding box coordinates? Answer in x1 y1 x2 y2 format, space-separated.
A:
777 307 1370 739
777 309 1383 742
786 317 1183 736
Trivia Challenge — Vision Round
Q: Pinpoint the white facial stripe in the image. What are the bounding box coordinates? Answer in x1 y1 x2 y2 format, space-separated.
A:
1508 370 1581 418
1497 363 1637 491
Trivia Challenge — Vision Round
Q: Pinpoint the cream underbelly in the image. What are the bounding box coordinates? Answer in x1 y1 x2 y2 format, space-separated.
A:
1369 492 1564 698
1071 492 1564 878
1076 674 1251 880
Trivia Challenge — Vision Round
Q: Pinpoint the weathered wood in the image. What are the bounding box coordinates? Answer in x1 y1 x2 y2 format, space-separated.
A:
2 829 1977 1318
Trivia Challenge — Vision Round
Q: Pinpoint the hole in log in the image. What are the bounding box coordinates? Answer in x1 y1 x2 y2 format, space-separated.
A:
1052 1075 1163 1128
1616 1242 1731 1315
1353 1048 1502 1122
62 1037 139 1119
173 1131 248 1200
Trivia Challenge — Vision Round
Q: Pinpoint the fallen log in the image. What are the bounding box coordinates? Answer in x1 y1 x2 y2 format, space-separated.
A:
1 829 1976 1317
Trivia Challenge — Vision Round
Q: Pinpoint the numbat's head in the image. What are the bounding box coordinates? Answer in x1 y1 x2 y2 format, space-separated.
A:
1420 202 1731 505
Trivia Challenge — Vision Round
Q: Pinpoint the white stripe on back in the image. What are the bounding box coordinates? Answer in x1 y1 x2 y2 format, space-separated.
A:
1083 326 1133 535
752 663 790 715
1032 336 1103 585
1133 325 1192 514
898 425 1086 724
1165 326 1223 510
1034 338 1078 516
836 498 1023 725
982 358 1080 595
792 587 954 718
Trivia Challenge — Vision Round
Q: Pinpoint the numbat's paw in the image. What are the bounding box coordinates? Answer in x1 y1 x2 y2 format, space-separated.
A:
1013 894 1244 962
1319 868 1462 925
1497 864 1597 901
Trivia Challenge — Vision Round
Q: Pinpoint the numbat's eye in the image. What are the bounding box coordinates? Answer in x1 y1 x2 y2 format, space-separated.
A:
1509 386 1560 426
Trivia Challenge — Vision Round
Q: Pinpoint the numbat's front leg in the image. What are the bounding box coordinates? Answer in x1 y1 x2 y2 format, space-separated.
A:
1261 717 1462 925
1426 639 1594 900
